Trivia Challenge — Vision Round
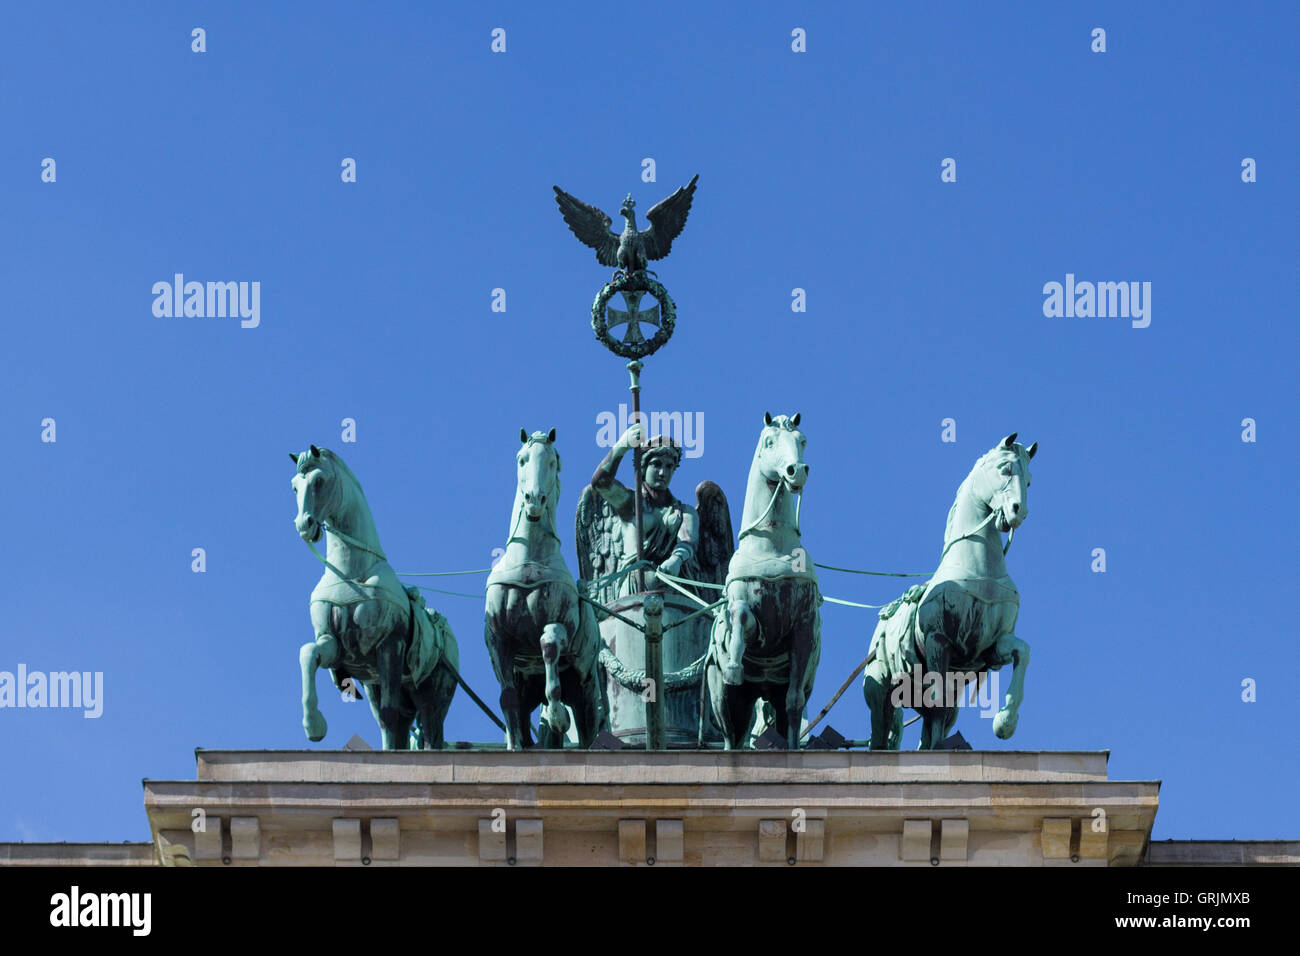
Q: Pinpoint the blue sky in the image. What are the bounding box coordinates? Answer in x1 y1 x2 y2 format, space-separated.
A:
1 2 1296 843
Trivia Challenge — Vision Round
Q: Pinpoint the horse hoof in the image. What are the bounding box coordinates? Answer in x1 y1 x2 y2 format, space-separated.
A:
303 711 328 742
547 708 570 737
993 709 1018 739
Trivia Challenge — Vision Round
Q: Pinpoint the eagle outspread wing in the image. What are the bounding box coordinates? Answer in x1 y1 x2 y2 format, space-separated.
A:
553 186 620 267
641 174 699 261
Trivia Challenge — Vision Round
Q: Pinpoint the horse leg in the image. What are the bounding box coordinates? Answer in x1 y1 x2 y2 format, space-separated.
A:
863 657 897 750
727 684 757 750
784 610 819 750
574 607 607 747
300 604 339 742
918 631 955 750
364 681 413 750
299 636 337 741
706 659 730 748
992 632 1030 739
413 663 457 750
485 615 526 750
569 666 602 748
722 598 751 687
514 676 540 749
539 623 572 744
370 635 409 750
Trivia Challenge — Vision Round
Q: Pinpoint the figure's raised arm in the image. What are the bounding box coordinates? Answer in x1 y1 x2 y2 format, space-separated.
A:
590 423 644 516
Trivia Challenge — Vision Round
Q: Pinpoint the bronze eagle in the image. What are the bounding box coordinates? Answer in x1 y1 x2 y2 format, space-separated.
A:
553 174 699 276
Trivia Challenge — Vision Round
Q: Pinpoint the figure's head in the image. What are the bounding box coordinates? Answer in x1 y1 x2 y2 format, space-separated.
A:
975 433 1037 532
756 412 809 493
620 193 636 221
288 444 339 543
641 434 682 492
517 427 560 523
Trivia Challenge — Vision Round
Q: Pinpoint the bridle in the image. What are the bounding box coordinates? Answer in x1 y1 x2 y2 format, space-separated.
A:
506 438 563 548
940 456 1026 561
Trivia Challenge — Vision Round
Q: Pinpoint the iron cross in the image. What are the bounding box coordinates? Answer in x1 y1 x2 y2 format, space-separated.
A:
605 290 661 346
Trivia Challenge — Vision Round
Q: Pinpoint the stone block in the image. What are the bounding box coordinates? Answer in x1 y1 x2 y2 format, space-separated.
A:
370 818 400 861
618 819 646 864
796 818 825 862
758 819 787 862
940 818 969 861
478 818 507 861
229 817 260 861
515 819 544 863
331 818 361 862
901 819 932 861
1041 817 1072 859
193 816 222 861
655 819 683 863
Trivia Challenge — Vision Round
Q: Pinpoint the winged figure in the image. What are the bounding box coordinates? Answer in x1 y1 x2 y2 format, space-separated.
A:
553 175 699 277
576 422 732 606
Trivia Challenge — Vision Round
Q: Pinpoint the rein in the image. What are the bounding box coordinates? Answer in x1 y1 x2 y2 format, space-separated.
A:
937 466 1019 563
738 478 802 541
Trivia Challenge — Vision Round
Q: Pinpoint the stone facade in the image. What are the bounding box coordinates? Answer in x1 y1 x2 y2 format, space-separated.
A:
5 749 1293 867
141 749 1156 866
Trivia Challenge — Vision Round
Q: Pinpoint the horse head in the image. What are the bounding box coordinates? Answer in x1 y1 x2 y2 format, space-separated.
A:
974 433 1037 533
757 412 809 493
515 427 561 538
288 444 343 544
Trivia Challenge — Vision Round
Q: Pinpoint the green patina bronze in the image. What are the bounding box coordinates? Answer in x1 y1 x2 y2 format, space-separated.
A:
484 429 607 749
576 422 733 746
290 446 459 749
554 176 697 359
706 413 822 749
553 175 698 281
577 422 732 602
278 175 1047 757
863 434 1038 749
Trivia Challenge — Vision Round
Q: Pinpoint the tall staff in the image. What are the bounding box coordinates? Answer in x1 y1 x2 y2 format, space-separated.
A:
553 174 700 751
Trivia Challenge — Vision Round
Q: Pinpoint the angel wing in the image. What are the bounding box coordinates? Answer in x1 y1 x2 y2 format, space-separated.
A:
553 187 620 267
694 479 734 590
576 485 626 607
641 174 699 261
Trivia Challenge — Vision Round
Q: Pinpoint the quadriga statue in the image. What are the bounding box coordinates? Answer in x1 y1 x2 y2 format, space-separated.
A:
863 434 1037 750
289 446 459 749
706 413 821 749
484 429 607 749
576 422 733 746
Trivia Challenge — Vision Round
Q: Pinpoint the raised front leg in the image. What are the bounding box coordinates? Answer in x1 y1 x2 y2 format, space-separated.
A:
992 632 1030 739
300 633 338 742
722 597 752 686
539 622 572 745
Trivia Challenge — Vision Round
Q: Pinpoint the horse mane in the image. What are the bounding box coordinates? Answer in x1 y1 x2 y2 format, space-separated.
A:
317 447 362 492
